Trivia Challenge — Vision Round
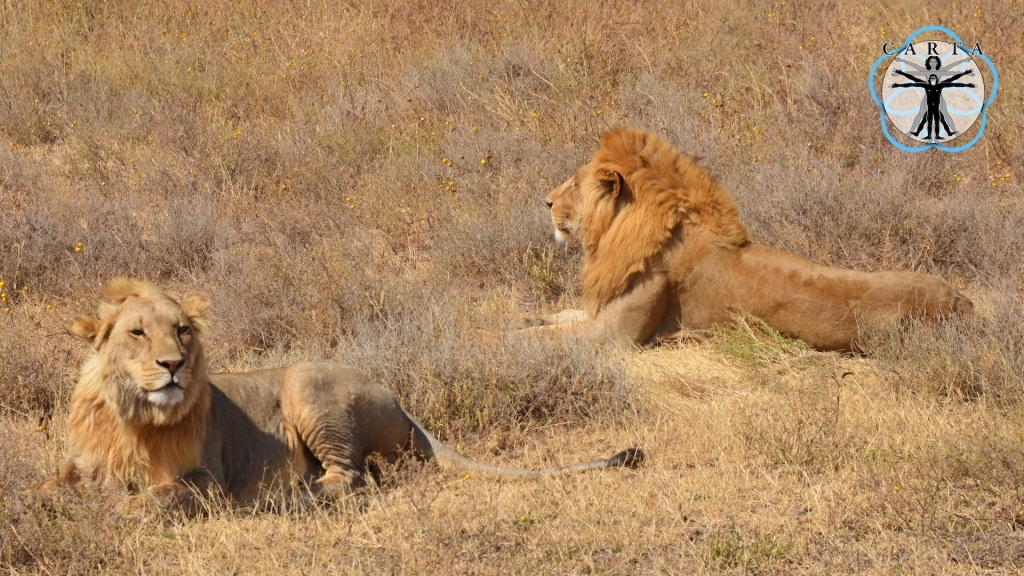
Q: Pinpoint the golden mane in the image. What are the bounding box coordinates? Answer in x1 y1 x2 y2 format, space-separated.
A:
66 278 211 486
580 128 750 315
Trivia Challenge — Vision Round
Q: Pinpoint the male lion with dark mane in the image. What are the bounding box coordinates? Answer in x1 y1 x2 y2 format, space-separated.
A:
522 127 972 352
39 278 642 516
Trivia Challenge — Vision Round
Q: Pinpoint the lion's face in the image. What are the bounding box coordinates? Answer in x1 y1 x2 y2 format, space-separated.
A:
73 280 209 427
545 163 593 243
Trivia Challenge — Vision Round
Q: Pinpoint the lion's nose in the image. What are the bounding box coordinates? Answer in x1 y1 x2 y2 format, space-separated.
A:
158 359 183 375
546 200 553 208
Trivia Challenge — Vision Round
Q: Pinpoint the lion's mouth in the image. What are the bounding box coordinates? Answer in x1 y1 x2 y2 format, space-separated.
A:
553 220 577 243
146 382 186 407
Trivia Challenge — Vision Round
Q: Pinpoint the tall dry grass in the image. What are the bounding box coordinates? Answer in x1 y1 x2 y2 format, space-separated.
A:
2 0 1024 572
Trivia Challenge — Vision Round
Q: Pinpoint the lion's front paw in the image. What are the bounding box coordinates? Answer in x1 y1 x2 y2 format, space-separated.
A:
115 493 160 519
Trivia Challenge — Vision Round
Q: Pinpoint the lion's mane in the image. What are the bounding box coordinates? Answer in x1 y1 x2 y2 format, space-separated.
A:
580 128 750 315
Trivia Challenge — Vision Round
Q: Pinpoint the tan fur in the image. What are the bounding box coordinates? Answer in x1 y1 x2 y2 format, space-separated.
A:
41 279 642 516
532 127 972 352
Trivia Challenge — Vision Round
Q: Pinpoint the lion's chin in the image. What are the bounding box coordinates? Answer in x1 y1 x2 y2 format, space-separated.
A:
554 228 569 243
146 385 185 407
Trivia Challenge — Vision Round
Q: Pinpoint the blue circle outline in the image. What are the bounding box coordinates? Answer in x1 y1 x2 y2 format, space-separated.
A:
868 26 999 152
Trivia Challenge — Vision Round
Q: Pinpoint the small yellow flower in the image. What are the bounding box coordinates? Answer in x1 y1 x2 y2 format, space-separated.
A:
459 154 464 159
464 473 471 480
38 426 44 432
0 279 4 288
480 159 487 165
345 197 351 202
703 92 708 98
4 307 10 314
472 126 478 132
75 242 83 253
1 294 6 302
441 158 447 164
348 204 354 209
21 286 27 294
520 516 527 523
893 485 900 492
45 304 52 310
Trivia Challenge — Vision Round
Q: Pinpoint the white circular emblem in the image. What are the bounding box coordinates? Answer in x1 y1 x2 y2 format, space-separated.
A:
881 41 984 143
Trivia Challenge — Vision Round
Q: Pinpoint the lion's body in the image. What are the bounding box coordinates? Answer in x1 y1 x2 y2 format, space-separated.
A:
532 128 971 352
41 279 642 515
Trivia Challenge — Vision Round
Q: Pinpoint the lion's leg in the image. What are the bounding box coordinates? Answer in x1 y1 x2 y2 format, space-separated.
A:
524 308 588 327
300 419 369 498
506 273 672 346
280 366 373 498
39 458 87 492
115 470 218 518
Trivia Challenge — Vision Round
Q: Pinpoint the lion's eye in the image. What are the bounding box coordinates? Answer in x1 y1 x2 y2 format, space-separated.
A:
177 325 191 336
130 329 145 337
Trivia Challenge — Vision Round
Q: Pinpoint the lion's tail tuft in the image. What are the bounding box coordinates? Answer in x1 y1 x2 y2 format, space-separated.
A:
605 447 645 469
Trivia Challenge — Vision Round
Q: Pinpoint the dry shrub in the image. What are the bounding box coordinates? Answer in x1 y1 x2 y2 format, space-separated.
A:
866 293 1024 403
346 301 635 439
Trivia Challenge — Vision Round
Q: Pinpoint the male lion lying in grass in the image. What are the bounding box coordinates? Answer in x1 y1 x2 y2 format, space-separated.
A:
39 278 642 517
521 127 972 352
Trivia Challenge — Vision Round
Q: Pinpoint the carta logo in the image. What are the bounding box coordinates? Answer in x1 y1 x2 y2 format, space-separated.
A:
869 26 998 152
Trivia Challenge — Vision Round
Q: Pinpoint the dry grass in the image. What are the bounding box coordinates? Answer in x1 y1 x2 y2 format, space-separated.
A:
2 0 1024 572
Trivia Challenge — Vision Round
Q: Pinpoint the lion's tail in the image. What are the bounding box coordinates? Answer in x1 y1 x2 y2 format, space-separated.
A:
403 410 644 480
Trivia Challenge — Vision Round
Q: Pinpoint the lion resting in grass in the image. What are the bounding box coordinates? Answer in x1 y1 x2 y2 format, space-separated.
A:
523 127 972 352
40 278 642 516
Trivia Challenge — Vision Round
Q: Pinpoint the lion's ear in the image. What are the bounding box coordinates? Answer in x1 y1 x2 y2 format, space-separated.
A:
72 316 111 349
180 294 210 334
597 170 632 211
597 170 625 199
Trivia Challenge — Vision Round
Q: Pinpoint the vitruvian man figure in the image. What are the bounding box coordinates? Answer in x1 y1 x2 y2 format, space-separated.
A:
889 55 976 141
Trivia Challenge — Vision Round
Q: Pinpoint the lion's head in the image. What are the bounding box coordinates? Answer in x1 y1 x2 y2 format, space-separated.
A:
545 163 592 243
547 128 751 314
72 278 211 428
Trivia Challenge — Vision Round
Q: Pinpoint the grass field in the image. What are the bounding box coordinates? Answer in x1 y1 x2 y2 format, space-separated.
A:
2 0 1024 572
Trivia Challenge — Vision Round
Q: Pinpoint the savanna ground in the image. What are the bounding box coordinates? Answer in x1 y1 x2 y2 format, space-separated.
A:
2 0 1024 573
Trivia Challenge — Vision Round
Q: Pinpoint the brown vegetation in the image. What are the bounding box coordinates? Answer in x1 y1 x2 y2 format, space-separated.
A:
2 0 1023 572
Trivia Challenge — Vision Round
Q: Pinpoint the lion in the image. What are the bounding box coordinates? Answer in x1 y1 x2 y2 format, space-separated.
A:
39 278 643 516
522 127 972 352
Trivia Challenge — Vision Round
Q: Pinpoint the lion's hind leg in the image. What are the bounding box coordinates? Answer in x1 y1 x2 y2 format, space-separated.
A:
297 417 369 499
281 365 373 499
